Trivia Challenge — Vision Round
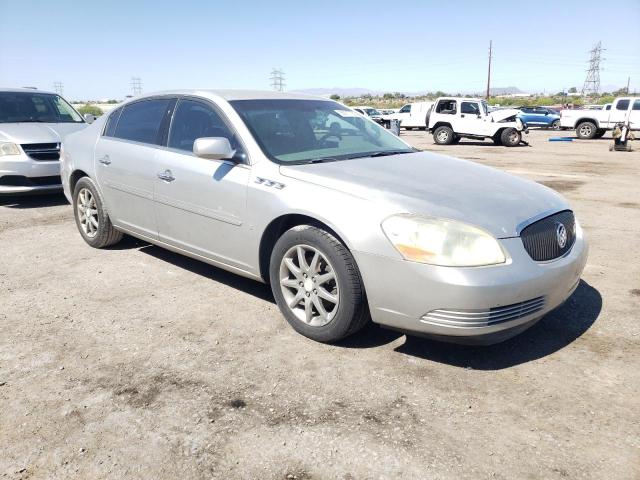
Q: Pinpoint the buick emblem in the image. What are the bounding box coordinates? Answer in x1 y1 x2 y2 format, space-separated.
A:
555 222 567 248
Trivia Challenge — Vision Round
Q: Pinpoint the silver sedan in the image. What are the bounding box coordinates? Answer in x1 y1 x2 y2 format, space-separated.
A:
60 90 588 344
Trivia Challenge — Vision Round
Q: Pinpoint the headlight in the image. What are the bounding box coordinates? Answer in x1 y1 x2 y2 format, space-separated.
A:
381 214 506 267
0 142 21 156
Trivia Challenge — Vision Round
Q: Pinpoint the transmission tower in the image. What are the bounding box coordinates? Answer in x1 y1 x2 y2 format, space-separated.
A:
581 42 604 97
269 68 286 92
53 81 64 96
130 77 143 96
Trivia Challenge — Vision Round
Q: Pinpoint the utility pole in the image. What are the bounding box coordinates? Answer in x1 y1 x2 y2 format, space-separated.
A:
581 41 604 97
269 68 286 92
485 40 492 99
626 76 630 94
130 77 143 96
53 81 64 96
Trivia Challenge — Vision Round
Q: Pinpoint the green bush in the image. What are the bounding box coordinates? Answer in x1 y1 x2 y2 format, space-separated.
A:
77 104 103 116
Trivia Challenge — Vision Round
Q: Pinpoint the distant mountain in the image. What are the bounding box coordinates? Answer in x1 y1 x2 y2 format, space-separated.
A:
293 86 528 98
292 87 381 97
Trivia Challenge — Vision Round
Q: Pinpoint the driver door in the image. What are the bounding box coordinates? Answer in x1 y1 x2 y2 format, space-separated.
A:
457 101 486 135
153 98 251 270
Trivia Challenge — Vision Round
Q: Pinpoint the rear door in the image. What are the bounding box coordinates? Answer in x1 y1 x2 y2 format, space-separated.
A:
154 97 251 269
94 98 174 239
608 98 631 126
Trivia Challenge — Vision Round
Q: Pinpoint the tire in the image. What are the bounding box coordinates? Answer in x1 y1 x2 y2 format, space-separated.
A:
492 133 502 146
551 120 560 130
433 126 454 145
594 129 606 139
72 177 123 248
269 225 368 343
500 128 521 147
576 121 597 139
451 135 461 145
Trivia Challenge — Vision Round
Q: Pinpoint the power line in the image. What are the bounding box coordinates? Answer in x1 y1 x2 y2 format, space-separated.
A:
130 77 143 96
53 81 64 96
270 68 285 92
486 40 492 99
581 41 604 97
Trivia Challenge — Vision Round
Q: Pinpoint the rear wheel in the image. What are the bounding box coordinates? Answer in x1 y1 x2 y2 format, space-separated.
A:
269 225 368 343
433 126 454 145
73 177 123 248
500 128 521 147
576 121 597 139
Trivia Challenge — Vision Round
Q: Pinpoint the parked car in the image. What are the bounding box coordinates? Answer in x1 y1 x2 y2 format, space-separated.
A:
351 106 384 125
0 88 88 194
61 90 587 345
383 101 433 130
517 106 561 129
428 97 528 146
560 97 639 138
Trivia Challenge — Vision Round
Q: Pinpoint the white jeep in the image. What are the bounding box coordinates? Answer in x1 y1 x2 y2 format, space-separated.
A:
428 97 527 147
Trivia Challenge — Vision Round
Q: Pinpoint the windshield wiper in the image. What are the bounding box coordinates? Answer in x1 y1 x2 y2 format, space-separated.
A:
357 150 414 159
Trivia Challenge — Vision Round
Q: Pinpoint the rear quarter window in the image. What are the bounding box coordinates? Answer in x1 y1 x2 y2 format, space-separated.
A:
103 108 122 137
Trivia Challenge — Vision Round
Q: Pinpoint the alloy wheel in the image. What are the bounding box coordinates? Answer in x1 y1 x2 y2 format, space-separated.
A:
77 188 99 238
437 130 449 142
279 245 339 327
579 124 593 137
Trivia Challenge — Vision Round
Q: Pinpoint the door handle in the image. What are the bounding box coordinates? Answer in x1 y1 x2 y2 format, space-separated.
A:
157 170 175 182
98 155 111 165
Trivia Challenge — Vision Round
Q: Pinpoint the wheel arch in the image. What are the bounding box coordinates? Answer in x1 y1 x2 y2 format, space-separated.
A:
431 121 453 131
69 169 90 194
575 117 599 128
258 213 352 283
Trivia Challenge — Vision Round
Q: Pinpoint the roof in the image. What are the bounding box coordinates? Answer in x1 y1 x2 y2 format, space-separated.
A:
0 87 57 95
139 89 328 102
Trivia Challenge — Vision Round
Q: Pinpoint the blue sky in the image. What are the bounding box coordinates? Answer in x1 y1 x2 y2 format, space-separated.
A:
1 0 639 99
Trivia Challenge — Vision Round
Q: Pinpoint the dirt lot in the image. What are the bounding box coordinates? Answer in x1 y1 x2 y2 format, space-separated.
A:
1 129 639 479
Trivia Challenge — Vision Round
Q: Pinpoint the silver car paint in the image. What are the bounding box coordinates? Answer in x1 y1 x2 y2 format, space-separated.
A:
61 90 588 341
0 89 86 194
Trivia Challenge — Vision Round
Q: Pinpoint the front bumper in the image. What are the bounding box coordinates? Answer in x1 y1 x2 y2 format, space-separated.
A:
0 155 62 194
354 233 588 344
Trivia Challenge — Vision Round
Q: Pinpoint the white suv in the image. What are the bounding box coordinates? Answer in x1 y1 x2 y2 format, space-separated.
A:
428 97 527 147
0 88 87 194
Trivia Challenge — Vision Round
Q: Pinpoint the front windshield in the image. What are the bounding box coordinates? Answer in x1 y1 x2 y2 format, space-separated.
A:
230 99 412 164
0 92 83 123
364 108 381 116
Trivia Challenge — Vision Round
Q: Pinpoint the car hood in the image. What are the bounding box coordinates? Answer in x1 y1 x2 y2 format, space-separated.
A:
489 109 520 122
0 123 87 143
279 152 567 238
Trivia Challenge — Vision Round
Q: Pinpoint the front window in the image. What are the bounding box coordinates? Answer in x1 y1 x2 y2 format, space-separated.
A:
230 99 413 164
0 91 83 123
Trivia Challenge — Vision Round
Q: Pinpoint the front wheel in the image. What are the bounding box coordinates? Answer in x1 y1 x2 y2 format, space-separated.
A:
73 177 123 248
433 126 454 145
269 225 368 343
501 128 521 147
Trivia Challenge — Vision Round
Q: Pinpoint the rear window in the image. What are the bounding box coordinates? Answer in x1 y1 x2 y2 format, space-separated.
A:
633 100 640 111
113 99 171 145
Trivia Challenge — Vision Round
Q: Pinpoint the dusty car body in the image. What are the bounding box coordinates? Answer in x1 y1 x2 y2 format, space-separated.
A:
61 90 588 344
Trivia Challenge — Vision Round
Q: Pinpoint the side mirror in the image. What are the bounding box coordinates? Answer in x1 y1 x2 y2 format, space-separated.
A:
193 137 236 161
83 113 96 124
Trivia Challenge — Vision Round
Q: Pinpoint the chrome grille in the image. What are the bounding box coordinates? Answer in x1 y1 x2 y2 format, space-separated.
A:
20 143 60 161
520 210 576 261
421 297 545 328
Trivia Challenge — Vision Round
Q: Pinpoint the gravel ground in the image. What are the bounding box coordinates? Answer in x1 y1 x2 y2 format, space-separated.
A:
1 129 639 479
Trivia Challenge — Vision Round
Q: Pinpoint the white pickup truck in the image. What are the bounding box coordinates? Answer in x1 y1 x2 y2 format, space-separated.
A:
428 97 527 147
560 97 639 139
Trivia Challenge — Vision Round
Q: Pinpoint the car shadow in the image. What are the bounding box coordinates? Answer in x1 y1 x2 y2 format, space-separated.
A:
108 238 602 359
131 242 275 303
0 192 68 209
391 280 601 370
